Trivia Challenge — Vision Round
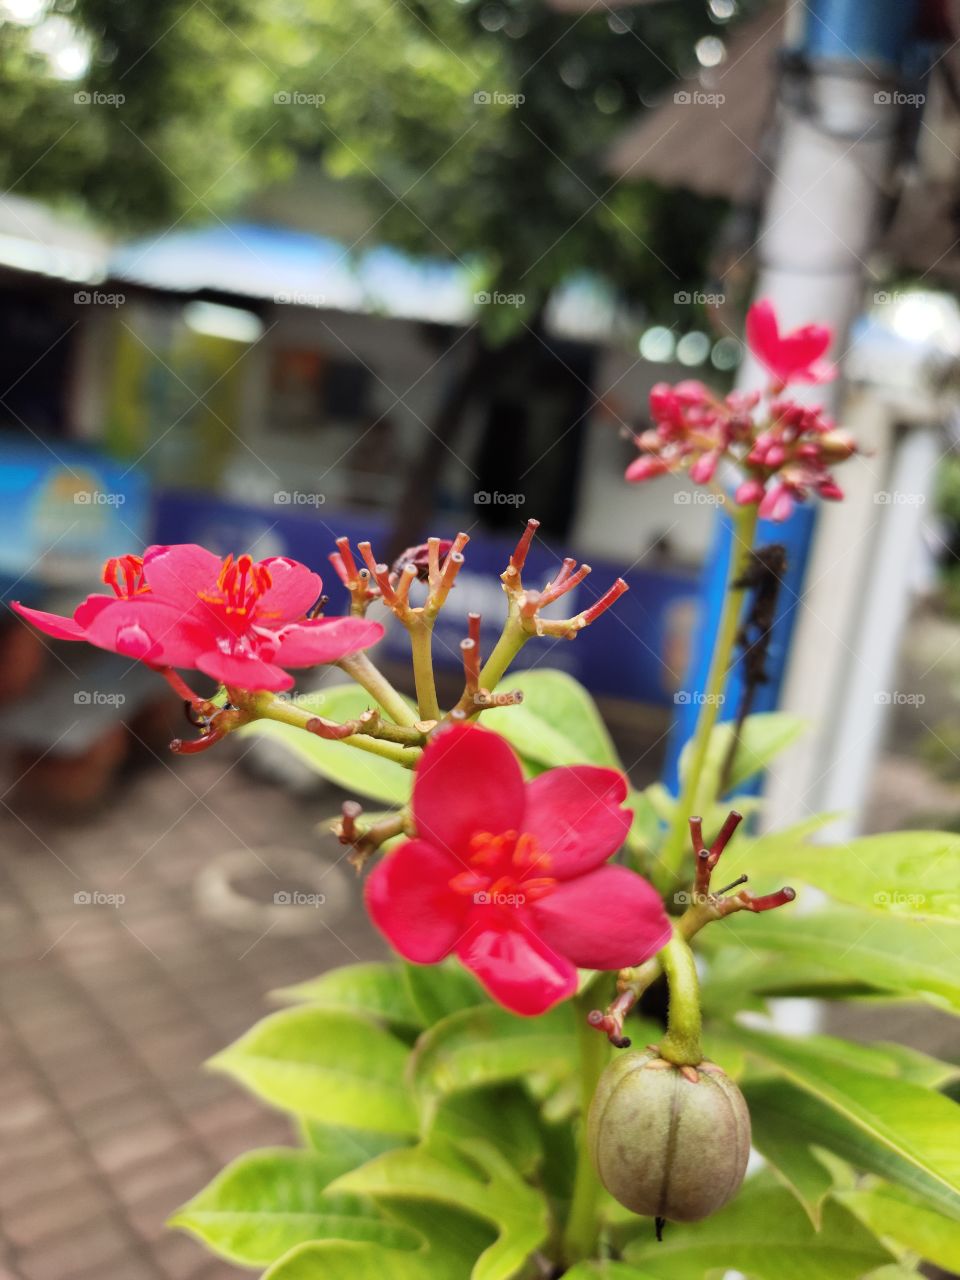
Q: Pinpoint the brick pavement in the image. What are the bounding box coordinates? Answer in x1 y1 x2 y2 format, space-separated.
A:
0 745 381 1280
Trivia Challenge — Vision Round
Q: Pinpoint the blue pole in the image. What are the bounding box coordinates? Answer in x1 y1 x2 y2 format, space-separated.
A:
661 0 926 796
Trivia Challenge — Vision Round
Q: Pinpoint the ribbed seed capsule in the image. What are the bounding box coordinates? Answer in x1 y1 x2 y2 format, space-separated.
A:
588 1049 751 1223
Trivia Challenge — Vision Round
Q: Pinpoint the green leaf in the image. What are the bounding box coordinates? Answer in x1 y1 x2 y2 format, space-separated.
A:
699 946 881 1012
379 1201 496 1278
728 1028 960 1221
273 963 421 1030
298 1122 409 1167
169 1148 419 1266
402 960 487 1026
679 711 805 805
747 1092 838 1226
838 1184 960 1272
717 906 960 1012
263 1241 435 1280
563 1265 659 1280
331 1139 549 1280
624 1176 891 1279
740 830 960 923
410 1004 576 1108
209 1008 418 1135
481 669 621 770
239 685 413 805
429 1085 542 1176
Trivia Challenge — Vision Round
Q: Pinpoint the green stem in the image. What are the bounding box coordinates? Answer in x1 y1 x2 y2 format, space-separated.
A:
477 613 527 693
337 652 418 728
657 932 703 1067
562 989 609 1266
408 618 441 722
246 692 421 767
657 503 758 887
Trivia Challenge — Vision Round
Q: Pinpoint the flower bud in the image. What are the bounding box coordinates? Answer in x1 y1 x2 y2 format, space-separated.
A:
818 429 857 461
588 1049 750 1223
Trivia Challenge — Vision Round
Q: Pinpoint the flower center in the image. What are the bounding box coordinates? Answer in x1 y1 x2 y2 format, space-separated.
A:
449 830 556 909
198 554 274 619
102 555 149 598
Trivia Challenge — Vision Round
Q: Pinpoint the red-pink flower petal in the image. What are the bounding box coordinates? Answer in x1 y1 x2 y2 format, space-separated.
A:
269 617 384 667
745 299 780 369
195 647 294 691
141 544 222 608
80 599 210 666
626 456 669 483
365 838 466 964
521 765 631 879
747 299 833 386
257 558 323 622
11 599 92 640
531 865 671 970
412 724 524 858
455 925 577 1016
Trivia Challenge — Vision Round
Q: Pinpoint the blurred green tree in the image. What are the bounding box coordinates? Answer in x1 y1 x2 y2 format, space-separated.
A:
0 0 764 539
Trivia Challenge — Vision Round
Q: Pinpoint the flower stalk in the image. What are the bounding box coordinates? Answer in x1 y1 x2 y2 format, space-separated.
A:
658 501 759 888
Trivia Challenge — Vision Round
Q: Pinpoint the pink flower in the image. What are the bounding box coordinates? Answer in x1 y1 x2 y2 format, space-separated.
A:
746 299 835 387
365 724 671 1016
13 545 383 692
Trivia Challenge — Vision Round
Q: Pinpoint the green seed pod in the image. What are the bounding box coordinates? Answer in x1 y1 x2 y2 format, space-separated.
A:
588 1049 751 1223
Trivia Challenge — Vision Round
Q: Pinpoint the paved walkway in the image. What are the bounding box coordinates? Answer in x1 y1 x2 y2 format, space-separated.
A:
0 744 379 1280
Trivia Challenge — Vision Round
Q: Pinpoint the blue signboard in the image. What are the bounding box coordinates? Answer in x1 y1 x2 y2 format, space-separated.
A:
153 489 699 706
0 434 151 603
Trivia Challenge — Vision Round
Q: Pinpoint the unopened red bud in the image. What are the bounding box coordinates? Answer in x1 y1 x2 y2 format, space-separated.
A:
734 479 765 506
818 479 844 501
764 444 787 469
626 456 670 483
689 451 719 485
